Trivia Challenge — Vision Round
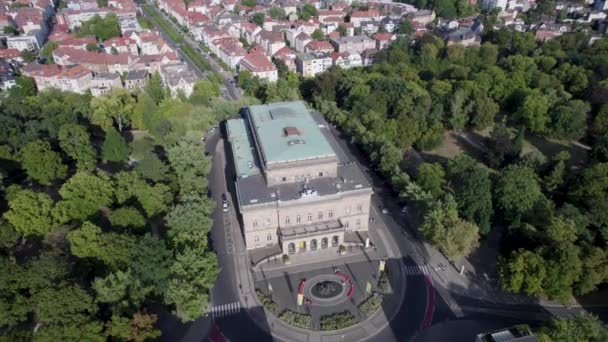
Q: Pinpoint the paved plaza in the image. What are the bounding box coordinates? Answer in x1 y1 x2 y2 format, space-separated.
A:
254 259 399 330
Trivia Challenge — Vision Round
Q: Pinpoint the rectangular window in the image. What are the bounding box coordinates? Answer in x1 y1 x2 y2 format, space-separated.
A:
267 234 272 241
285 216 290 225
307 213 312 222
296 215 301 223
328 210 333 219
318 212 323 220
346 206 351 214
356 219 361 227
282 177 287 182
319 172 324 177
253 221 258 228
254 235 259 242
357 204 363 212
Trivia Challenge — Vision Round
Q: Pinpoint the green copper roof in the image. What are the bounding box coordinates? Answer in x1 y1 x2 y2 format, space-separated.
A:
246 101 336 166
226 118 260 178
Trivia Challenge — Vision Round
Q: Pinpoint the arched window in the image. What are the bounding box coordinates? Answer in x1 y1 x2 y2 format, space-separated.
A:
288 243 295 254
318 212 323 220
321 237 328 249
328 210 334 219
296 215 301 223
331 236 339 247
285 216 290 225
310 239 318 251
307 213 312 222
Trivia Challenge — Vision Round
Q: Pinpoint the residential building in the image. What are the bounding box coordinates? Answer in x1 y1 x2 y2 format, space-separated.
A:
52 47 134 73
103 37 139 55
409 9 436 25
6 32 44 51
329 51 362 69
371 32 395 50
349 9 382 27
21 63 93 94
294 32 312 53
273 46 297 72
239 50 278 82
296 51 332 78
305 40 335 54
90 72 123 96
330 35 376 54
160 62 197 97
124 69 149 90
361 48 378 66
226 101 373 254
256 30 286 55
480 0 509 10
218 41 247 70
0 59 16 90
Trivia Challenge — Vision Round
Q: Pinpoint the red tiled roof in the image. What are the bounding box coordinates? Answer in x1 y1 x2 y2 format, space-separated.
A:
371 32 393 41
318 10 344 16
22 63 61 77
58 37 97 47
0 48 21 59
240 51 275 72
305 40 333 51
273 46 295 57
328 31 341 39
53 47 130 65
350 10 380 18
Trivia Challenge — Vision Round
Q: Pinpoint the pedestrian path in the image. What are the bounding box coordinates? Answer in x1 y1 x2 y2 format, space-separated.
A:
403 264 430 276
208 302 241 318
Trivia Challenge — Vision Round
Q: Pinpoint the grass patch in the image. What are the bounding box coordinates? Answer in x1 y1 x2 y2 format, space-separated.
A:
256 289 281 316
278 310 312 329
129 134 155 161
357 294 384 318
319 311 358 331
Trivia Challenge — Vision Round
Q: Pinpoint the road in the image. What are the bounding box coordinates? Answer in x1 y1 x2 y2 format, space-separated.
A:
141 2 242 101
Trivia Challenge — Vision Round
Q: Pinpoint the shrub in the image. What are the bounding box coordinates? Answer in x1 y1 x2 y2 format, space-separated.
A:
357 294 384 318
377 270 391 294
256 289 280 316
278 310 312 329
319 311 358 331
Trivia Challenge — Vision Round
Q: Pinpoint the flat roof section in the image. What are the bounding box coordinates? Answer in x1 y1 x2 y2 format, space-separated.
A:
247 101 337 166
226 118 261 178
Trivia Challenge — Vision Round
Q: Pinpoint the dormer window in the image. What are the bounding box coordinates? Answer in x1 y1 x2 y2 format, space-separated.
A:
283 126 300 136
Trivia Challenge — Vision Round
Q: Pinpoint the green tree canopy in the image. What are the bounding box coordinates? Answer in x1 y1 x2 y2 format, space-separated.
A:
3 189 55 238
18 140 67 185
495 164 542 217
90 88 136 132
55 172 114 223
102 128 129 163
58 123 97 172
416 162 446 198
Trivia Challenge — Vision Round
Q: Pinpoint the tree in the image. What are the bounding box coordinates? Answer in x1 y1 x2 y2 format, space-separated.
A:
58 124 97 172
145 73 165 104
268 7 285 19
419 195 480 260
299 4 317 21
40 41 59 63
252 13 265 27
447 156 494 235
85 43 101 52
495 164 542 217
548 100 590 140
543 151 570 193
514 89 551 133
134 183 172 217
166 199 214 249
20 49 36 63
67 222 135 268
105 312 161 342
135 151 168 182
18 140 67 185
576 245 608 295
75 14 120 41
499 248 546 296
167 141 210 198
189 81 220 106
3 189 55 238
109 207 146 229
537 313 608 342
55 172 114 222
102 128 129 163
164 247 218 322
89 88 136 132
542 244 582 302
485 120 519 168
398 20 413 34
416 163 445 197
311 28 325 40
31 284 97 324
3 25 18 35
433 0 458 18
592 134 608 162
591 104 608 138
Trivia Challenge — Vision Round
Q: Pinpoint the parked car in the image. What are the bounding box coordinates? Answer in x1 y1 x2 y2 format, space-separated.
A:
379 206 388 214
222 193 229 212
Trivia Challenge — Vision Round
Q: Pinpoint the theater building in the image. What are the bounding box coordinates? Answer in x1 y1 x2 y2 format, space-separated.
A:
226 101 373 257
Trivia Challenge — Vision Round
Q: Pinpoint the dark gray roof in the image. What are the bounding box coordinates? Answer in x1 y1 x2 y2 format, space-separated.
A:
237 163 371 207
125 69 149 80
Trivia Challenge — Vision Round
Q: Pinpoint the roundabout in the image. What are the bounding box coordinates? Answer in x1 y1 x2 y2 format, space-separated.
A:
302 274 353 306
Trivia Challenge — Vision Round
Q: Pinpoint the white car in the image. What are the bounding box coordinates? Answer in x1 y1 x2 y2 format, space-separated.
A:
380 206 388 214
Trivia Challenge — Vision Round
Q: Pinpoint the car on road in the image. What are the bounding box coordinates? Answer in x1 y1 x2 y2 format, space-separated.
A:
380 206 388 214
222 193 229 212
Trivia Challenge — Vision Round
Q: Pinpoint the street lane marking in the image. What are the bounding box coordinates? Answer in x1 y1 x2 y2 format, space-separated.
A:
208 301 241 318
403 264 432 277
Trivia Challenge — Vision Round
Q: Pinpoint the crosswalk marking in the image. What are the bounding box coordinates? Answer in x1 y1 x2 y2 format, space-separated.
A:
208 301 241 318
402 264 430 276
